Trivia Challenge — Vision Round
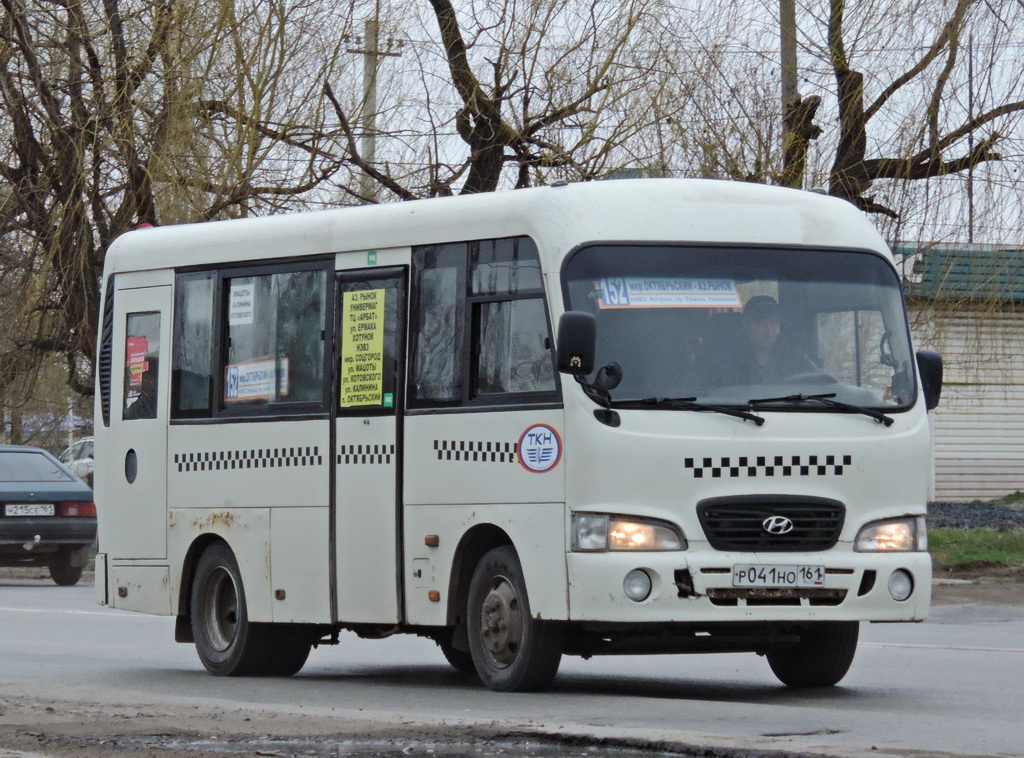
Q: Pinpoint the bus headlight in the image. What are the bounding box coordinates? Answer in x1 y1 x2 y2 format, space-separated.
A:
572 514 686 551
855 516 927 552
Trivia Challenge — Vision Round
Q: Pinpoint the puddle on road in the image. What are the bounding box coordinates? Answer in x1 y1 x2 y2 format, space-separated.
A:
122 736 710 758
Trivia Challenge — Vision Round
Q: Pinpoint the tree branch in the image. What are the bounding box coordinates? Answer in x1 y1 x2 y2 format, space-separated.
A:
323 82 416 201
865 0 978 122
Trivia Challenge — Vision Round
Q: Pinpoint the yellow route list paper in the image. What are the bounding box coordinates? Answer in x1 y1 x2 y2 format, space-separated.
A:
340 288 385 406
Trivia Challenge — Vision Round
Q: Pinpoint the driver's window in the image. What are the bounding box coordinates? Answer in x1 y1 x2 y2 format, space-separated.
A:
817 310 892 398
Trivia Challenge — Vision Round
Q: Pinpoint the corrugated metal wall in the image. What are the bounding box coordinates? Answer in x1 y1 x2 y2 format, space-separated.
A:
911 309 1024 501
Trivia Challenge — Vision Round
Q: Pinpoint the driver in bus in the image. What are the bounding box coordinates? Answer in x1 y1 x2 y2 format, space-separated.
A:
699 296 818 388
738 295 821 384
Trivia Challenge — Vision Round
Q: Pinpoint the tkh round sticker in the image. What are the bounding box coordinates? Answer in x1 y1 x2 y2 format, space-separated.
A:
518 424 562 473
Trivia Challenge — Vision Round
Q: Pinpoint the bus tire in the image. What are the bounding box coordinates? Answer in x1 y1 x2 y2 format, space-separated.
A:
261 627 314 677
467 546 563 692
435 629 476 675
49 551 83 586
191 542 275 676
766 621 859 688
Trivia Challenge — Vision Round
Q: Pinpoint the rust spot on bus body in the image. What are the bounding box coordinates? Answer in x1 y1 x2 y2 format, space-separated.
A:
193 511 236 531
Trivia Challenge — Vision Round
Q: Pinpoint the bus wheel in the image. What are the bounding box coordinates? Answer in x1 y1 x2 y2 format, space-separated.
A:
191 542 274 676
467 546 562 692
259 629 313 677
435 629 475 675
766 621 859 688
49 551 83 586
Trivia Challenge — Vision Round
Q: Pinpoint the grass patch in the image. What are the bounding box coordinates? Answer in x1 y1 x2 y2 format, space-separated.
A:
969 491 1024 508
998 491 1024 506
929 527 1024 571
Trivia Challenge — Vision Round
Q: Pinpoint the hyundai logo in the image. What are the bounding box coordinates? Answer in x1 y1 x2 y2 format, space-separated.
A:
762 516 795 535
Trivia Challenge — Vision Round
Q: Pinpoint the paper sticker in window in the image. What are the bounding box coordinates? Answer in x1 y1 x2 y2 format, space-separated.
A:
228 282 255 325
126 336 149 396
596 277 741 308
340 288 386 406
225 359 288 402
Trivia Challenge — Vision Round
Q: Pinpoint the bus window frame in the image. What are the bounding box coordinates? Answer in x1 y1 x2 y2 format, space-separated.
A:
170 256 335 423
407 236 560 413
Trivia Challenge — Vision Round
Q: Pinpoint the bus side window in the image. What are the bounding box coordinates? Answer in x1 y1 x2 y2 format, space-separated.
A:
223 268 327 409
410 244 465 405
123 312 161 421
172 273 215 418
410 236 556 408
475 298 554 395
470 238 555 398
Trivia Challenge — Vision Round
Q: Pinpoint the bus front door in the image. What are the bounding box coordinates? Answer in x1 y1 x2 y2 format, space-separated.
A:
106 279 173 561
334 269 406 624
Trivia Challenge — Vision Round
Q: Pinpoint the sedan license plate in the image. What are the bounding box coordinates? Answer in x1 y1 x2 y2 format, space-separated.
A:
733 564 825 588
4 503 55 517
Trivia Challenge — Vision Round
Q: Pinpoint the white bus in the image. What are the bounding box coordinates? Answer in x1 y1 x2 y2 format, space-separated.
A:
94 179 942 691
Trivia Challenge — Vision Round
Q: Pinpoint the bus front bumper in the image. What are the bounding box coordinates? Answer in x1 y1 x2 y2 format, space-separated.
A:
566 548 931 623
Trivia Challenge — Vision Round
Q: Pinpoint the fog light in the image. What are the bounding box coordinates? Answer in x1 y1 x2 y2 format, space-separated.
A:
888 569 914 602
623 569 652 602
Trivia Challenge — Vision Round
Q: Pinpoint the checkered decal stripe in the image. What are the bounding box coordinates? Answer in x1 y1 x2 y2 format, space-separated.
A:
174 447 323 473
685 454 852 479
338 444 395 465
435 440 518 463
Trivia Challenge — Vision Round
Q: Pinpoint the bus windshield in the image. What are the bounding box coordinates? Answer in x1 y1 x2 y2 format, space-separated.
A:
563 244 915 411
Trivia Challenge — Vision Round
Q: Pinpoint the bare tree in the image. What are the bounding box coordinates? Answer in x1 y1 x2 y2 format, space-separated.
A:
821 0 1023 216
5 0 1024 409
325 0 676 198
640 0 1024 228
0 0 352 400
779 0 1024 219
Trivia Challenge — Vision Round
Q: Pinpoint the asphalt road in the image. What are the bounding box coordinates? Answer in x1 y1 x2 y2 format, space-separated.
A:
1 577 1023 758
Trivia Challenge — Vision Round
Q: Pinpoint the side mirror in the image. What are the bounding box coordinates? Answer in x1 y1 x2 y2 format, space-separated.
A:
556 312 596 375
916 350 943 411
593 361 622 391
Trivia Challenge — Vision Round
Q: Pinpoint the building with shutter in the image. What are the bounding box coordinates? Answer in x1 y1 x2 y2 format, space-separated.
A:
897 243 1024 501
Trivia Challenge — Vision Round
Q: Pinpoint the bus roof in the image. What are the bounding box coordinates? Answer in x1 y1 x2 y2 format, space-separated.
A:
103 178 890 275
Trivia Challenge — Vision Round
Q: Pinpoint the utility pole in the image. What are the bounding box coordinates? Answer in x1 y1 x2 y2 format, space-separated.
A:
780 0 800 187
780 0 798 119
347 19 404 203
967 32 974 244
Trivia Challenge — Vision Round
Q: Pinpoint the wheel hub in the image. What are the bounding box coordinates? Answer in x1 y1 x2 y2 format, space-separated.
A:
203 566 239 653
479 576 522 668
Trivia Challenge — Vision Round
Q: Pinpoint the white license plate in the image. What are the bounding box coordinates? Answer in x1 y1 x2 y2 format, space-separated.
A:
733 564 826 588
4 503 55 517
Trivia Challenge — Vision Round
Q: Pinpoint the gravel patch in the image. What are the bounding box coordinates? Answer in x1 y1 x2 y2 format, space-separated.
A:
928 501 1024 531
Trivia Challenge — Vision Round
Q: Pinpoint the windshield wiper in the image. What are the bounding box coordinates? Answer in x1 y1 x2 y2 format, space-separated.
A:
747 392 894 427
635 396 765 426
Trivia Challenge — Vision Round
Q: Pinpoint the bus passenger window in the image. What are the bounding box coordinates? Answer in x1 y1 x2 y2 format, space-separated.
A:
476 299 555 394
410 236 556 408
124 312 161 421
471 237 542 294
224 269 326 409
411 245 464 405
470 237 555 398
172 274 214 417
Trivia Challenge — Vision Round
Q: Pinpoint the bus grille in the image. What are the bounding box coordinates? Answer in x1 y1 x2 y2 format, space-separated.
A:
697 497 845 551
